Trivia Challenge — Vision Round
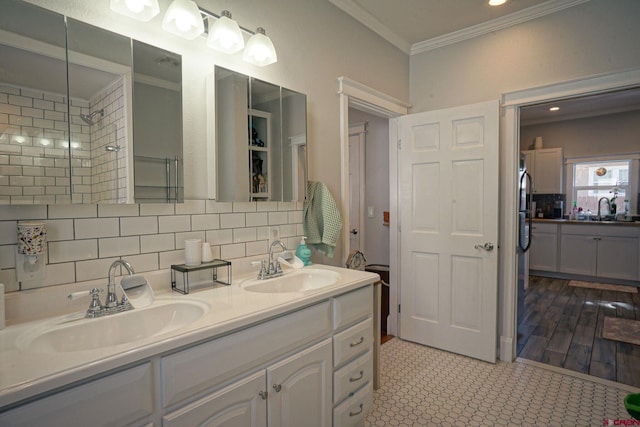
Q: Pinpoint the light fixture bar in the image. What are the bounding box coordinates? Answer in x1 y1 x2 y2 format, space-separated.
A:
198 7 257 36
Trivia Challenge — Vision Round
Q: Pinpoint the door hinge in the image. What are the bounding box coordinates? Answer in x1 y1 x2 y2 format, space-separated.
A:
397 139 402 150
398 304 401 313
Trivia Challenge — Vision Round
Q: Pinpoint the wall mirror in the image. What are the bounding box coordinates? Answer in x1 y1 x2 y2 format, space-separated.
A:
215 66 307 202
0 0 183 204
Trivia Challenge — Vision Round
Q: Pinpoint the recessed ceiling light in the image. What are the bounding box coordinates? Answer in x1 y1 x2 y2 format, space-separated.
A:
489 0 507 6
549 106 560 112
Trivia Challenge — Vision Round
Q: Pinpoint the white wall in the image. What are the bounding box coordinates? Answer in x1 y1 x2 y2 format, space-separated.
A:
348 109 390 266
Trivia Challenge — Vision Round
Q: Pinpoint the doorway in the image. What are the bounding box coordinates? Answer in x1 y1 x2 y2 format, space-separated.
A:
506 71 640 386
337 77 410 339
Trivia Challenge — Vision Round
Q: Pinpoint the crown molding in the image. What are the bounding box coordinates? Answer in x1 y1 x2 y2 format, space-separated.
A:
328 0 412 54
411 0 590 55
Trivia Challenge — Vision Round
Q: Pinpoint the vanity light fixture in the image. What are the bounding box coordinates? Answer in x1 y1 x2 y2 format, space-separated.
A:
111 0 278 65
206 11 244 54
162 0 205 40
488 0 507 5
110 0 160 22
243 27 278 67
549 106 560 111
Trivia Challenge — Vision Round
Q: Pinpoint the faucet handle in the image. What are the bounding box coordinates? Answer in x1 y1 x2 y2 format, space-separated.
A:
68 287 103 301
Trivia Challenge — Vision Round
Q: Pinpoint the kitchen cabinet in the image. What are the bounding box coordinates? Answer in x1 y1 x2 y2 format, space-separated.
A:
529 223 558 272
522 148 563 194
559 224 639 281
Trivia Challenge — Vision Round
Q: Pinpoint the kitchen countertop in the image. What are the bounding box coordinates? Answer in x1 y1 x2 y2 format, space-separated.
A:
532 218 640 227
0 265 378 409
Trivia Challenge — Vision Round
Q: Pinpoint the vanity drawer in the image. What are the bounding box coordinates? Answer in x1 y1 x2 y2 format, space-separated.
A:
333 317 373 367
334 349 373 404
161 301 331 408
333 382 373 427
333 284 373 331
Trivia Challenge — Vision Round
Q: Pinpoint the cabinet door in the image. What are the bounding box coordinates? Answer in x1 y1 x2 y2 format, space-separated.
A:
0 364 153 427
596 236 639 280
267 339 332 427
560 234 597 276
533 149 562 194
529 231 558 271
162 370 267 427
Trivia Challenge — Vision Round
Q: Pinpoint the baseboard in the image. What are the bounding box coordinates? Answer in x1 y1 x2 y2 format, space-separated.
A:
500 336 514 362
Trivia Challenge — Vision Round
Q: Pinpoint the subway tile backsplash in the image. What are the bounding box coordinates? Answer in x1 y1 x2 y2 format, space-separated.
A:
0 200 304 292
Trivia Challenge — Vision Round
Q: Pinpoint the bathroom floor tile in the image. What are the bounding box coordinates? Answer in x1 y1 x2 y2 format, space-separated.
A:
365 338 635 426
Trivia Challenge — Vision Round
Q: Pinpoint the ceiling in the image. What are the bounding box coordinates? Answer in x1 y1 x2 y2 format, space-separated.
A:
328 0 589 54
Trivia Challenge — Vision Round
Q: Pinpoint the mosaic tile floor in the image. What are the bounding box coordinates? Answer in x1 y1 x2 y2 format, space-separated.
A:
365 338 638 426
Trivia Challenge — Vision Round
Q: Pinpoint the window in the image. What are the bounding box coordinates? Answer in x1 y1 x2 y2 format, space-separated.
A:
570 158 634 214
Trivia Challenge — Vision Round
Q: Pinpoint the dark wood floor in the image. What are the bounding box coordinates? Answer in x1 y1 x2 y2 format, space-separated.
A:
517 275 640 388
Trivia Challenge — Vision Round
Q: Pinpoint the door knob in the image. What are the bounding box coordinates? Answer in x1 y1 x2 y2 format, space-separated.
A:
474 242 494 251
350 229 358 235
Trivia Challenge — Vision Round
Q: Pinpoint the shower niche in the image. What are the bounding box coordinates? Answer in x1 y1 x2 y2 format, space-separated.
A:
0 0 183 204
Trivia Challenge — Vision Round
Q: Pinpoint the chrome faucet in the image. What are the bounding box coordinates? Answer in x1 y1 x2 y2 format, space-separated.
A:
106 259 135 308
597 197 610 221
68 259 137 318
257 240 288 280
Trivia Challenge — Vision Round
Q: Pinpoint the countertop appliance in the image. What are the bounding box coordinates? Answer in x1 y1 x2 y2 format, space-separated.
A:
517 154 533 326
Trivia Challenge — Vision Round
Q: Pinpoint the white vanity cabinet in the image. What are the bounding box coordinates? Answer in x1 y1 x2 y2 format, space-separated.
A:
522 148 563 194
0 281 375 427
331 285 374 427
560 224 639 280
163 339 332 427
529 222 558 272
0 363 154 427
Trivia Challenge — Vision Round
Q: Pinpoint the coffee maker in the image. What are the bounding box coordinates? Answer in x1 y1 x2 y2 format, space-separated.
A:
553 201 564 218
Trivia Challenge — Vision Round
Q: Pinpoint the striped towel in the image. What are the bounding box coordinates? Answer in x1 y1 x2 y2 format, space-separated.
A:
304 182 343 258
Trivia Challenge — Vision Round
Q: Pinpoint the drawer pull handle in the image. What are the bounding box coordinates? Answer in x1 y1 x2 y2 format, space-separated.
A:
350 336 365 347
259 391 268 400
349 370 364 382
273 384 282 392
349 403 364 417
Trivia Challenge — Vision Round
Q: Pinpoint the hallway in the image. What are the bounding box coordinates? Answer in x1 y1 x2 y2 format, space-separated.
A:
517 276 640 388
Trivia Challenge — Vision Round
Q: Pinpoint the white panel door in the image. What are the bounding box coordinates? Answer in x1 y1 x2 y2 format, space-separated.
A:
348 134 361 251
399 100 499 363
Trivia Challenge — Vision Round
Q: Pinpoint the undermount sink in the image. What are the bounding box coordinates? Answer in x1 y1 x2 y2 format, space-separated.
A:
17 298 210 353
243 269 341 294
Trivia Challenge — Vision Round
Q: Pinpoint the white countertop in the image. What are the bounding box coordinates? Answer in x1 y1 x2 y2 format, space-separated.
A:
0 264 378 409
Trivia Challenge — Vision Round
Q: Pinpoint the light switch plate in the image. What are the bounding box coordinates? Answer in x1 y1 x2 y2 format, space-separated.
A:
367 206 375 218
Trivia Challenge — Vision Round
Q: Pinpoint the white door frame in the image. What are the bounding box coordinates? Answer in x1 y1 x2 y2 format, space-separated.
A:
500 67 640 362
337 77 410 336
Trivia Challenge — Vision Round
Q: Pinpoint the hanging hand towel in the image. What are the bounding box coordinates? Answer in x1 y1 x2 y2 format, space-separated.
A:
304 181 343 258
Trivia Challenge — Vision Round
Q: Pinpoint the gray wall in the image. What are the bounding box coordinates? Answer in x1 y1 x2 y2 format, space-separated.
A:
409 0 640 113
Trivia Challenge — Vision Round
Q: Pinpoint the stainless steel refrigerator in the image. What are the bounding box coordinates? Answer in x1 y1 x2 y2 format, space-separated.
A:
517 154 532 326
